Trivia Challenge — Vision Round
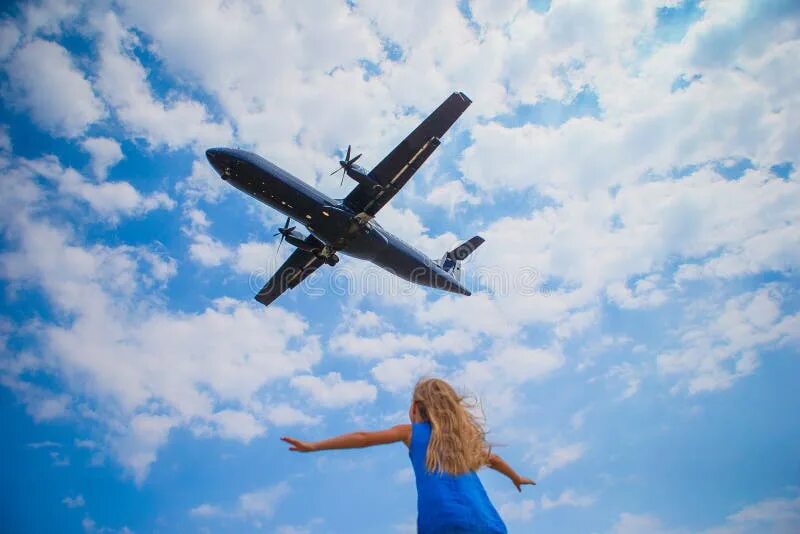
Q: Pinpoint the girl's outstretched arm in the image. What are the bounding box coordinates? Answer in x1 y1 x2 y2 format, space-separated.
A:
282 424 411 452
487 453 536 492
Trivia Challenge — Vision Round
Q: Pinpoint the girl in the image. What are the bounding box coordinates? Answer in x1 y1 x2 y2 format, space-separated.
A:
281 377 535 533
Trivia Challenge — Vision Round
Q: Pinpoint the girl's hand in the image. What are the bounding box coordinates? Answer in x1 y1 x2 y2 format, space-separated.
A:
513 476 536 492
281 436 317 452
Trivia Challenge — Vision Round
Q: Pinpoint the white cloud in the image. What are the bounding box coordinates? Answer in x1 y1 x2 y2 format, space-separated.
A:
570 408 587 430
290 372 377 408
607 274 668 310
113 413 175 485
33 393 71 420
189 482 291 520
348 310 383 332
181 207 231 266
81 137 124 180
188 233 232 267
409 1 800 351
0 125 11 153
393 467 413 484
276 519 324 534
540 489 595 510
727 496 800 525
189 236 282 274
93 12 232 151
377 205 461 259
212 410 265 443
658 286 800 394
435 342 563 423
184 207 210 229
21 0 80 36
49 450 70 466
457 345 564 392
414 294 520 338
182 211 282 273
0 374 71 422
238 482 290 518
499 498 535 522
554 308 597 340
81 517 96 532
612 495 800 534
62 494 85 508
361 0 510 119
0 19 21 60
537 442 586 479
189 503 222 518
27 440 61 449
470 0 527 28
393 520 417 534
490 344 564 382
707 495 800 534
0 163 322 483
436 162 800 346
263 404 320 427
604 362 643 400
330 328 474 360
612 513 685 534
371 354 439 393
178 160 228 203
5 39 104 137
138 250 178 283
232 241 279 275
23 155 174 222
119 0 384 160
425 180 480 214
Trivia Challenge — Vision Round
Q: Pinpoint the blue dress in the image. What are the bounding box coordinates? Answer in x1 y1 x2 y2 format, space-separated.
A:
409 422 507 534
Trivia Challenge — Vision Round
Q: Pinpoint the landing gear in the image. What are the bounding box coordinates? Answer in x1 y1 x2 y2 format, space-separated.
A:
353 212 373 227
315 245 340 266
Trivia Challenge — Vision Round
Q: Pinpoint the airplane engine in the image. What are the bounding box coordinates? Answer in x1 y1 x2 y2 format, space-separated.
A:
283 230 316 252
346 164 384 192
330 145 384 193
274 218 318 253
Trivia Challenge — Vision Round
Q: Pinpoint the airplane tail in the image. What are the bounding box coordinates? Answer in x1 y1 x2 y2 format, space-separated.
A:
437 236 485 283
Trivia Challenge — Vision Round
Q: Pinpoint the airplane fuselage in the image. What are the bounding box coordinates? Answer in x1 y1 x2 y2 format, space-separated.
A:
206 148 470 296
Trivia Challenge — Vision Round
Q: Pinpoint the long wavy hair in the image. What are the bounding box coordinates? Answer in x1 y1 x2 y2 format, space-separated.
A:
412 377 489 475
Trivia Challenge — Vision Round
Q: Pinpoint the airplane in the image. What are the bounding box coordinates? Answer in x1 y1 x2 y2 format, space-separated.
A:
205 91 484 307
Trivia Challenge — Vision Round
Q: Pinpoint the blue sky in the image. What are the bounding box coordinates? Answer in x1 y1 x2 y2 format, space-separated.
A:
1 1 799 533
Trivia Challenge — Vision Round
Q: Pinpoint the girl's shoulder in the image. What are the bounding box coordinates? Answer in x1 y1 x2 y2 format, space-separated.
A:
410 421 431 439
392 423 413 447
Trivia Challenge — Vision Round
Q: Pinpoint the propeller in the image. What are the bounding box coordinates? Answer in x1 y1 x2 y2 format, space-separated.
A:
273 217 296 252
329 145 363 186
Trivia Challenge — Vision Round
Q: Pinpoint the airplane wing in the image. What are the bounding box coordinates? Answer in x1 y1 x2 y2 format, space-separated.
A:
343 92 472 216
254 236 326 307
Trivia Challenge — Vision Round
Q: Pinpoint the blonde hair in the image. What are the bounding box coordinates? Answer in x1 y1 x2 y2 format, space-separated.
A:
412 377 489 475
